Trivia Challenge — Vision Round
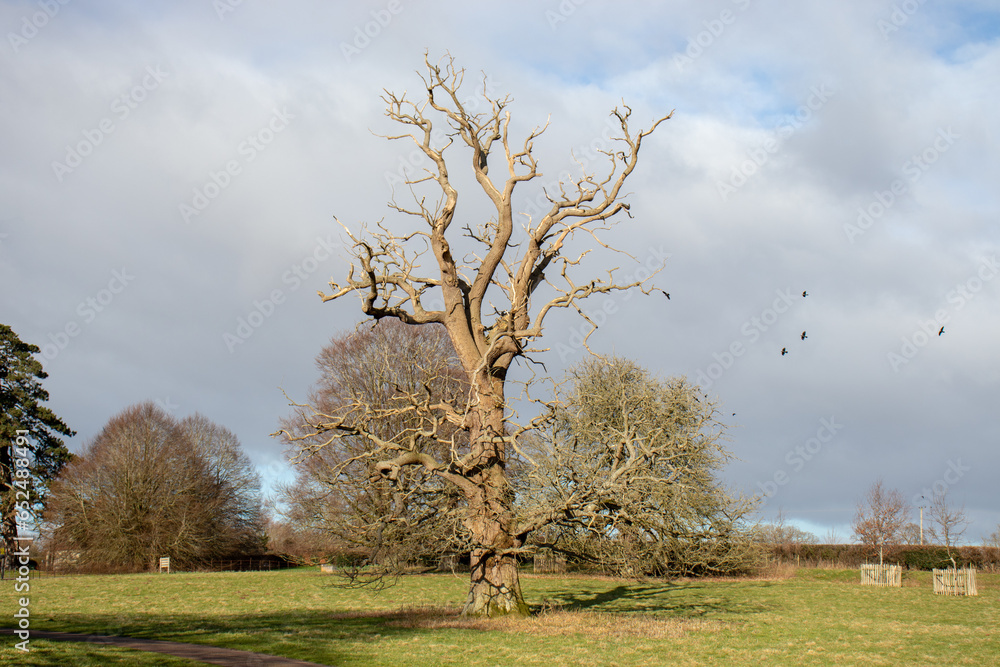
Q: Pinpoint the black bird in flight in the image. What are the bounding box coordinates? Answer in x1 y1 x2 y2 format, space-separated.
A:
801 331 807 340
938 326 945 336
659 290 670 299
802 291 808 297
781 347 788 356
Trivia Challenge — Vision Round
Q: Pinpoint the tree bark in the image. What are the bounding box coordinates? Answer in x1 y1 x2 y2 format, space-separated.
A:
463 546 529 617
459 373 528 617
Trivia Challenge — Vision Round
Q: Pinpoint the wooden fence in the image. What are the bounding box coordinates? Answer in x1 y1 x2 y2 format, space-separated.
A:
860 563 901 587
533 551 567 574
932 567 978 596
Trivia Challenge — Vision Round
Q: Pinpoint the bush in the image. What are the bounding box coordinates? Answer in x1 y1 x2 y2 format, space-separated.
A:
763 544 1000 571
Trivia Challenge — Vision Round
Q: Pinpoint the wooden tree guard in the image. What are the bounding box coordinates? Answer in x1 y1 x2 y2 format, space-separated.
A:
933 567 977 596
860 563 901 587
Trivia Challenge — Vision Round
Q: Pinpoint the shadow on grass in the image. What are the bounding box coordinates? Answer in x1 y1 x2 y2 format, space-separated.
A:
530 579 776 619
27 609 412 666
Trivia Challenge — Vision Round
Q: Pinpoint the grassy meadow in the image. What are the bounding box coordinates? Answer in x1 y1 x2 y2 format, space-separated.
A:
1 566 998 665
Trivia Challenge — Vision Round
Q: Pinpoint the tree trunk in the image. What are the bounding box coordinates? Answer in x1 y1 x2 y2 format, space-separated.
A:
460 373 528 617
463 547 529 617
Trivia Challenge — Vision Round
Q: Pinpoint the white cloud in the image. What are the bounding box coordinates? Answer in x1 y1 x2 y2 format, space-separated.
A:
2 0 997 543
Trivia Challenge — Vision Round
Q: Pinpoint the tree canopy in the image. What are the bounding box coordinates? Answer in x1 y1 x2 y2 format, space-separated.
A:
516 357 760 577
45 403 264 572
0 323 74 573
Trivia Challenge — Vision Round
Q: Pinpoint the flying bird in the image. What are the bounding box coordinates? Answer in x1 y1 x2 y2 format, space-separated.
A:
659 290 671 300
938 326 945 336
801 331 807 340
781 347 788 356
802 291 808 297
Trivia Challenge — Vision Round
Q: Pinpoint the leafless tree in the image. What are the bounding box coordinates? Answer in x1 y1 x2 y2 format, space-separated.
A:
180 414 266 554
753 510 819 546
277 320 470 573
263 512 346 565
989 525 1000 550
279 53 672 616
852 479 910 564
44 403 264 571
926 490 969 556
899 522 923 546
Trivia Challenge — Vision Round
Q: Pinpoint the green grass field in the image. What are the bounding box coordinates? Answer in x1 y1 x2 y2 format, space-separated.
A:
1 566 998 665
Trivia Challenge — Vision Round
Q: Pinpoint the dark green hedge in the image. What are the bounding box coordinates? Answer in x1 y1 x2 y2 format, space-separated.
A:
766 544 1000 570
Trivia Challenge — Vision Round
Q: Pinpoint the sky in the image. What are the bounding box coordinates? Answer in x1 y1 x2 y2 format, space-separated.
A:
2 0 998 545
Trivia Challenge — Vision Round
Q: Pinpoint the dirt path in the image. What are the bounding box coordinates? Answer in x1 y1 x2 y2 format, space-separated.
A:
0 629 334 666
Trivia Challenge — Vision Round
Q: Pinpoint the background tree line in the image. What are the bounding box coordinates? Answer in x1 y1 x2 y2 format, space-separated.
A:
2 323 266 574
44 403 266 572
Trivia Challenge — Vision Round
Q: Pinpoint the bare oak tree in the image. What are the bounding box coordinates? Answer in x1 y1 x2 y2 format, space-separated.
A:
280 54 671 616
852 479 910 564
